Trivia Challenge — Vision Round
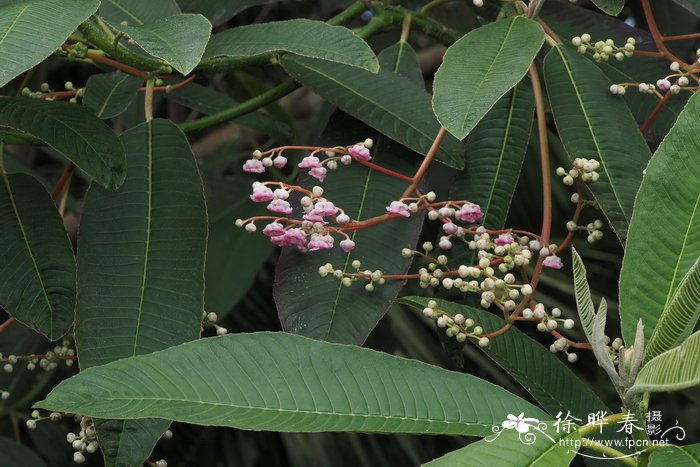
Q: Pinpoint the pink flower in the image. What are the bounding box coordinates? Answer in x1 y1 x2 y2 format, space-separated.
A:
262 222 285 237
298 156 322 169
308 167 327 182
656 79 671 92
494 234 514 246
307 235 334 251
243 159 265 173
270 228 307 251
250 185 274 202
348 144 371 161
443 222 458 235
386 201 410 217
267 199 293 214
455 203 483 223
340 239 356 252
303 201 338 223
273 156 287 168
543 255 564 270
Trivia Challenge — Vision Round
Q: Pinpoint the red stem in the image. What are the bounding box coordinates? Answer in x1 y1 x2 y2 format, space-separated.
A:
50 163 75 201
0 317 16 333
640 91 671 133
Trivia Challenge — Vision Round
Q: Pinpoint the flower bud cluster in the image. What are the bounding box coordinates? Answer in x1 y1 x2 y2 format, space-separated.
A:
422 301 490 347
566 219 604 244
572 34 635 62
556 158 600 186
522 304 578 362
62 416 99 464
654 61 696 95
318 260 384 291
0 339 75 373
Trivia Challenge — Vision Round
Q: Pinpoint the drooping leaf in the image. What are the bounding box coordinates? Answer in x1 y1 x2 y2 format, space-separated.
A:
37 332 547 435
571 247 596 343
0 98 125 190
619 93 700 344
75 119 207 466
543 45 652 244
0 173 75 340
204 20 378 72
424 426 579 467
646 257 700 361
99 0 180 25
117 14 211 75
0 436 47 467
377 41 424 89
281 55 465 169
629 331 700 395
432 17 544 140
648 443 700 466
177 0 273 26
591 0 624 15
399 297 608 420
83 72 144 119
274 114 424 344
0 0 100 88
671 0 700 16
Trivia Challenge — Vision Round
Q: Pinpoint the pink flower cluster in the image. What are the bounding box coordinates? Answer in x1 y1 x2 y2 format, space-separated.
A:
455 203 483 223
386 201 411 217
243 151 288 174
298 155 327 182
348 144 371 161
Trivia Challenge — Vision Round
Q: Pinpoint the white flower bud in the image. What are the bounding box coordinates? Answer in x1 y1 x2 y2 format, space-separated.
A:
567 353 578 363
216 326 228 336
670 61 680 71
478 337 490 347
363 138 374 148
572 36 582 46
74 452 85 464
252 149 262 159
564 319 575 329
245 223 256 233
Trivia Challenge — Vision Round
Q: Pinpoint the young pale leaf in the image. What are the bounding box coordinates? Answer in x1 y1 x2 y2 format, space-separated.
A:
646 257 700 361
432 17 544 140
281 55 465 169
399 297 608 420
0 173 75 340
629 331 700 395
0 436 47 467
619 93 700 344
571 248 596 343
274 114 424 344
0 0 99 88
377 41 424 89
648 443 700 466
37 332 547 435
424 426 579 467
116 14 211 75
0 98 125 190
177 0 273 26
592 0 625 15
543 45 652 244
75 119 207 466
204 19 378 72
99 0 180 25
83 72 144 119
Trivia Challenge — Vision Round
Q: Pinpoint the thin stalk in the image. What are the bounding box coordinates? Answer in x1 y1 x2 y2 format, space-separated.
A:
401 127 447 198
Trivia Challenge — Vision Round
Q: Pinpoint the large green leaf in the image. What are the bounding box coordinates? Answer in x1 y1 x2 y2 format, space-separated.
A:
591 0 624 15
117 14 211 75
619 93 700 344
281 55 465 169
399 297 608 420
0 436 47 467
99 0 180 25
177 0 273 26
629 331 700 395
204 19 378 72
432 17 543 140
0 172 75 340
649 443 700 466
571 248 596 343
377 41 423 89
0 98 125 190
0 0 99 88
424 426 579 466
75 119 207 466
543 45 652 244
274 114 424 344
646 258 700 361
83 72 144 119
37 332 546 435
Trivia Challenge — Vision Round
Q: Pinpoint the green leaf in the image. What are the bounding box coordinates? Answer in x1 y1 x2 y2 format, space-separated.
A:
0 0 99 88
0 172 75 340
83 72 144 119
37 332 547 435
177 0 273 26
432 17 544 140
281 55 465 169
646 257 700 361
649 443 700 467
543 45 652 244
424 426 579 467
117 14 211 75
671 0 700 16
399 297 608 420
99 0 180 25
571 248 596 343
274 114 424 344
0 98 125 190
591 0 624 15
0 436 47 467
205 19 378 73
75 119 207 466
619 93 700 344
629 331 700 395
377 41 424 89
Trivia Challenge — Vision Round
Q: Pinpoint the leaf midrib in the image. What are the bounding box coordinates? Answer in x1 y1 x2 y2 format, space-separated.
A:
96 74 134 118
104 0 145 25
0 4 30 49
